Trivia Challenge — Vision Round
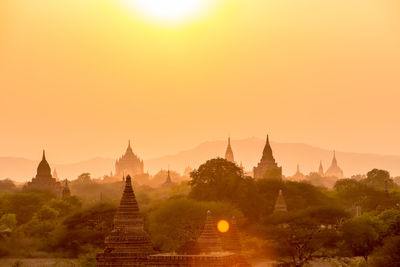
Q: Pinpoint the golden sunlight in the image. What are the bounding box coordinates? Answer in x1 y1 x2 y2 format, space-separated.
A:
217 220 230 233
125 0 213 23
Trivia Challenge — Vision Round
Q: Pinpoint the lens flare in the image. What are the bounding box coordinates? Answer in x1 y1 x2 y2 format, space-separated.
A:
217 220 230 233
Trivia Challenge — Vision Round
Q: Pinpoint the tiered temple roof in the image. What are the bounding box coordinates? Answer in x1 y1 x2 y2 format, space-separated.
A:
96 175 154 266
225 216 241 253
196 210 223 254
273 189 288 214
253 135 282 179
115 140 144 177
97 177 250 267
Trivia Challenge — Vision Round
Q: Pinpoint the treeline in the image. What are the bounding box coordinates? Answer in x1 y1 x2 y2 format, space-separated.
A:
0 158 399 266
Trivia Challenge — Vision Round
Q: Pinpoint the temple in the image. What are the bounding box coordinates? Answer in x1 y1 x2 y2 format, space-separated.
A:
161 169 173 188
62 179 71 199
318 161 324 177
225 137 235 163
97 176 250 267
291 164 305 181
24 151 63 198
115 140 144 177
325 151 344 179
96 175 155 266
253 135 282 179
273 190 288 214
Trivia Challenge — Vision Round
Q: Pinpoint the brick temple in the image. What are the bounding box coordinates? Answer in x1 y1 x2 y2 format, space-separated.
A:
97 175 250 267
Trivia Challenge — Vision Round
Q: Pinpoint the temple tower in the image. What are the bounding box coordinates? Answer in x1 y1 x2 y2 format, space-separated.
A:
162 169 173 188
325 151 344 178
318 161 324 177
225 137 235 163
196 210 223 254
97 175 154 266
225 216 241 253
253 135 282 179
273 190 288 213
291 164 305 181
62 179 71 199
115 140 144 177
24 151 63 197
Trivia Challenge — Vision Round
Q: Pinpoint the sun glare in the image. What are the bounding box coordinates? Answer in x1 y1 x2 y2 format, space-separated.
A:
217 220 230 233
125 0 213 24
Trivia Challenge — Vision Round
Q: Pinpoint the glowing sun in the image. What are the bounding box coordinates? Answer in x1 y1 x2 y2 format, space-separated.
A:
217 220 230 233
126 0 213 23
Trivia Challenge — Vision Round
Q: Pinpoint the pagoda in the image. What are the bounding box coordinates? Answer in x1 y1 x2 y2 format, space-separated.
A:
291 164 305 181
24 151 63 198
318 161 324 177
115 140 144 177
96 175 154 266
325 151 344 179
196 210 223 253
225 137 235 163
253 135 282 179
273 190 288 214
62 179 71 199
161 169 173 188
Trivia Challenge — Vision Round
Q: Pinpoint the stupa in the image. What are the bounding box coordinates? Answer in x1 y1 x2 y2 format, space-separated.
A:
96 175 154 266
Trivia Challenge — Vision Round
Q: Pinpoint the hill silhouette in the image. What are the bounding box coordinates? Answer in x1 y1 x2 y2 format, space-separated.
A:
1 138 400 182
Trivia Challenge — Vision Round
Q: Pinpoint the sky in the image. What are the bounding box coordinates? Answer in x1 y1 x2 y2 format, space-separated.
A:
1 0 400 163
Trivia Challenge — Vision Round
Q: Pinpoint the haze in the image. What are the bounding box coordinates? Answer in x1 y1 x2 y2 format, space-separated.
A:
1 0 400 163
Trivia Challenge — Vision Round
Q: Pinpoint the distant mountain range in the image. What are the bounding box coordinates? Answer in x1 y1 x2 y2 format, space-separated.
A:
1 137 400 182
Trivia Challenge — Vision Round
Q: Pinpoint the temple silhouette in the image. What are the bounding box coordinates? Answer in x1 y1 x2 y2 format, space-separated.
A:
253 135 282 179
224 137 235 163
24 150 63 198
115 140 144 177
325 151 344 178
97 175 250 267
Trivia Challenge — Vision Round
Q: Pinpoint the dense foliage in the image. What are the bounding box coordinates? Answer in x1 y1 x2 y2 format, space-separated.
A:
0 162 399 266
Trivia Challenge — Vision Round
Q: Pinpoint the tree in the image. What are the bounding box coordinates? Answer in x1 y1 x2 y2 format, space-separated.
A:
0 214 17 230
370 236 400 267
76 173 92 183
334 179 383 212
189 158 248 202
341 215 384 262
0 190 55 224
264 207 344 267
0 179 17 193
362 169 395 189
147 197 243 252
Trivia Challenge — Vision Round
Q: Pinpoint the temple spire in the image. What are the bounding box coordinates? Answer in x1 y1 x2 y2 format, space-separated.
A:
261 134 274 162
42 150 46 161
225 137 235 163
318 161 324 176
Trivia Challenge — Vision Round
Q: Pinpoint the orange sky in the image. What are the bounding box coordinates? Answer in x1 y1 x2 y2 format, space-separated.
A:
1 0 400 163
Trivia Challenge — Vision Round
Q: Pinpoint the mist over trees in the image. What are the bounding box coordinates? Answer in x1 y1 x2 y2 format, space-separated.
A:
0 158 399 266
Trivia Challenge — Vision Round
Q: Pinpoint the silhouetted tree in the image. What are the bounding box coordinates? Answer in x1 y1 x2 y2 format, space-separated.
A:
341 215 384 262
264 206 347 266
362 169 395 189
189 158 248 202
370 236 400 267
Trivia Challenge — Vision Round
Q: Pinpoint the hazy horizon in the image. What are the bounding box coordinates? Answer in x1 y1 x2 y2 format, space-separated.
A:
1 0 400 164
